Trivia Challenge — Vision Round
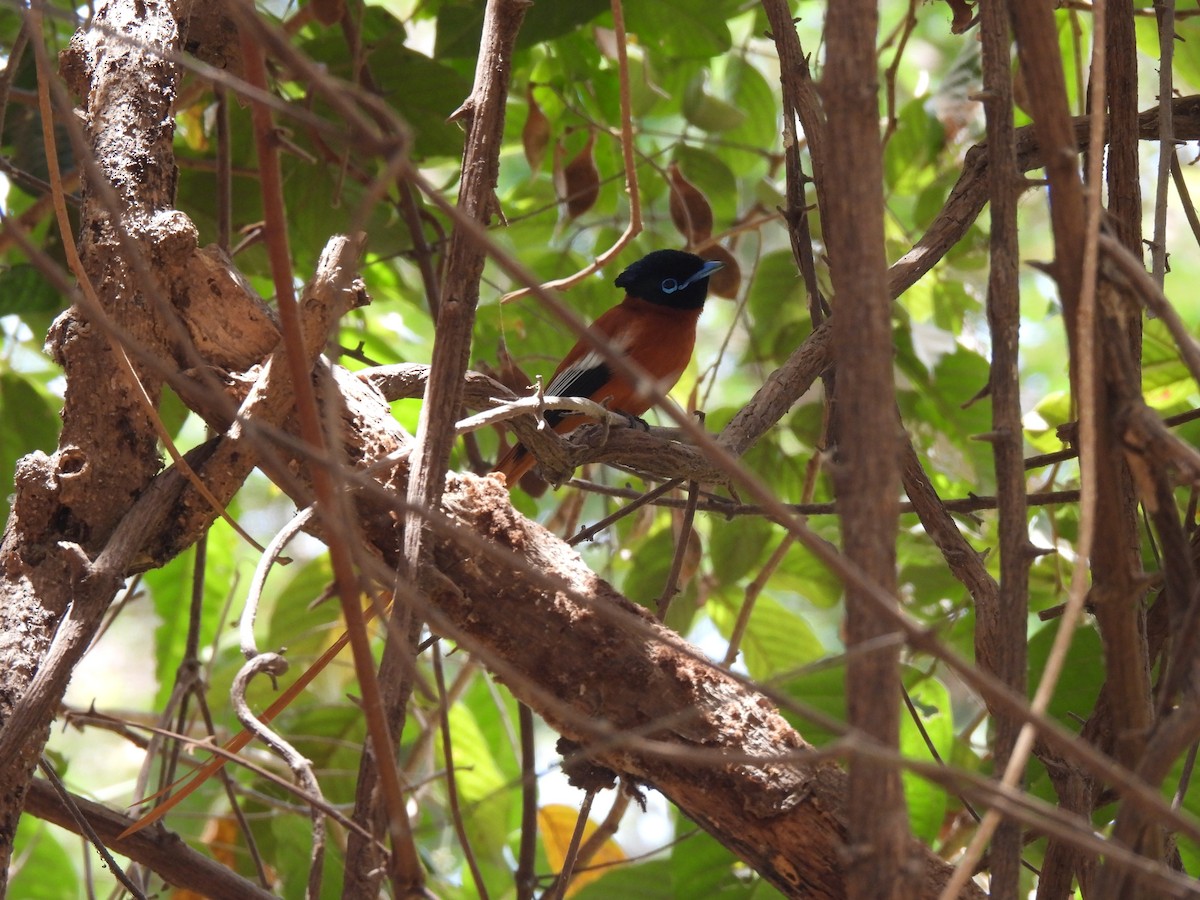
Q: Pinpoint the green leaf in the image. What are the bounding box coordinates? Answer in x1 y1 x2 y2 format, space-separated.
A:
710 591 826 679
0 264 64 316
670 145 739 230
299 18 471 160
683 72 747 133
9 819 81 900
156 384 191 442
627 49 668 118
261 555 339 658
1025 390 1072 454
267 806 345 899
435 0 611 58
671 826 785 897
718 59 780 177
283 704 365 803
625 0 735 60
900 345 996 496
774 538 844 610
708 515 773 587
738 438 808 504
1027 621 1103 729
574 860 676 899
1143 319 1198 407
1054 9 1088 113
746 250 807 339
146 538 236 710
621 526 676 609
900 675 953 843
363 48 472 159
779 660 846 747
0 372 61 522
1178 819 1200 880
441 702 514 870
885 99 946 193
1 99 74 188
1137 15 1200 93
459 669 521 790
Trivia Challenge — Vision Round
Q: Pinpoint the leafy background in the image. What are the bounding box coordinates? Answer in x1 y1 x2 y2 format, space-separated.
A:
2 0 1200 896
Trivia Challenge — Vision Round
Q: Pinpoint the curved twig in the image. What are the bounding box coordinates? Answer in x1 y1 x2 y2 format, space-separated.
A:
232 653 327 900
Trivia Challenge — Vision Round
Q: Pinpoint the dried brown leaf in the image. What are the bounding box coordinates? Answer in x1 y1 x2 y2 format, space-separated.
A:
523 85 551 174
703 245 740 299
943 0 976 34
310 0 344 26
557 129 600 221
668 162 714 243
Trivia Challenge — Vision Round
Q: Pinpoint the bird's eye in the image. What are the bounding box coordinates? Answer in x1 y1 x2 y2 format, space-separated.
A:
661 278 679 294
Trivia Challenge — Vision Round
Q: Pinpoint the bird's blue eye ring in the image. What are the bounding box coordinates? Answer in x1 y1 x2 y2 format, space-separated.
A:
661 278 680 294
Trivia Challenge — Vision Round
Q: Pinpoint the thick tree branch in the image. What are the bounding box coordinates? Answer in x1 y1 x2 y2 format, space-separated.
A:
121 318 986 899
821 4 914 897
0 0 183 883
419 475 982 900
22 777 276 900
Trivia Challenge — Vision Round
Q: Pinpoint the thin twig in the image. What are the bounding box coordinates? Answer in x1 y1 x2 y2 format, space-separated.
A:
516 703 538 900
1172 740 1199 810
38 757 148 900
239 507 314 659
231 654 326 899
655 482 700 621
456 393 637 435
1098 232 1200 387
880 0 920 148
723 534 796 667
942 0 1110 892
119 599 386 839
216 401 1200 867
189 678 273 888
1152 0 1176 285
235 15 419 889
548 790 595 900
432 642 491 900
567 478 684 545
1169 153 1200 252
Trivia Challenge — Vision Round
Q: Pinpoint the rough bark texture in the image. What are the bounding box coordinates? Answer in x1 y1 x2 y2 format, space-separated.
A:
22 777 276 900
8 1 1200 895
0 0 182 883
1008 3 1156 896
820 4 916 898
347 2 531 894
422 475 981 899
978 0 1027 895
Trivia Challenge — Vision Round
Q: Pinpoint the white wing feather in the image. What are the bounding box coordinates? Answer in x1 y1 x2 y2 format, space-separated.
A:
545 327 634 397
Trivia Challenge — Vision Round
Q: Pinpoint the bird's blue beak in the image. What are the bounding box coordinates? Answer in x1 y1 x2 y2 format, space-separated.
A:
681 259 725 288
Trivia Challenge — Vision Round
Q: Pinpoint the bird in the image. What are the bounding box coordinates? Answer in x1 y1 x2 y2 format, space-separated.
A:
493 249 724 488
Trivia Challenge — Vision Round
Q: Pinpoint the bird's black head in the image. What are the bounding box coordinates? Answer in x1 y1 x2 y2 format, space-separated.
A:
614 249 724 311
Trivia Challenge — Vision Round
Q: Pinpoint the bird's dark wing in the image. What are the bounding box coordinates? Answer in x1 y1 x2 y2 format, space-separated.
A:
543 352 614 427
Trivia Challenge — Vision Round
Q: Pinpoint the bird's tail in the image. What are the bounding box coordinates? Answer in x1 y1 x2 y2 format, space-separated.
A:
492 442 537 488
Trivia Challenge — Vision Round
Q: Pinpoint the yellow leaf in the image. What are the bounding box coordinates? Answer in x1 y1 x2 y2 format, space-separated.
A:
538 803 626 896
